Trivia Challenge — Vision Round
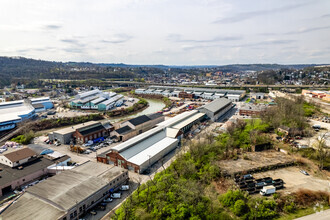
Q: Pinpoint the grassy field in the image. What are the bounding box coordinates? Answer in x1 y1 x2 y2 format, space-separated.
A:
276 205 329 220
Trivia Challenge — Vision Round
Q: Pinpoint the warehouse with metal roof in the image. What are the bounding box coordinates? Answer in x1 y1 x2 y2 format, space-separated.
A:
98 110 205 173
198 98 234 122
70 89 124 111
0 97 53 131
1 161 128 220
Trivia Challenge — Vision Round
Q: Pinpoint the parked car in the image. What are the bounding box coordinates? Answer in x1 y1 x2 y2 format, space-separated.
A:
300 170 309 175
84 149 92 154
90 210 97 215
243 174 253 180
103 198 113 203
110 193 121 199
256 182 266 187
120 185 129 191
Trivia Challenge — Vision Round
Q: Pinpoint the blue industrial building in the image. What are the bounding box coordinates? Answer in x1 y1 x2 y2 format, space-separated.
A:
0 97 53 132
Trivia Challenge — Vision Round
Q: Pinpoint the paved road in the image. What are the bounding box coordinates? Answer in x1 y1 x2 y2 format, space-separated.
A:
295 208 330 220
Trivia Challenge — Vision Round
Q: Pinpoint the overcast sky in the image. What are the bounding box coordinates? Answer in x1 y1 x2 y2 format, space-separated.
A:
0 0 329 65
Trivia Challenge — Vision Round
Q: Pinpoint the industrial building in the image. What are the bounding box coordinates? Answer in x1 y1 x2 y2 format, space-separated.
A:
239 104 267 116
112 113 164 141
0 147 37 167
0 147 70 197
97 110 205 173
1 161 128 220
198 98 234 122
135 86 245 101
70 89 123 111
0 97 53 131
49 120 113 144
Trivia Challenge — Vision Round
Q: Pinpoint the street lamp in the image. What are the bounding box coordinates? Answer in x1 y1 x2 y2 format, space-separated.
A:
148 155 151 172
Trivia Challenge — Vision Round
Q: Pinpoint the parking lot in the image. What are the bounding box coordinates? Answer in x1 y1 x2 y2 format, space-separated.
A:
33 136 121 164
253 166 330 193
84 181 139 220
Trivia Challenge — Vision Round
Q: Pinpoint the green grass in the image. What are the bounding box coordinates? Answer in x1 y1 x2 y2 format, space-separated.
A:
255 99 269 104
303 102 319 117
245 98 251 103
276 205 329 220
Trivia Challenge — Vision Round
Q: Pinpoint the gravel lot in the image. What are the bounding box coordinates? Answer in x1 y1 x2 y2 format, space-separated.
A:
253 166 330 193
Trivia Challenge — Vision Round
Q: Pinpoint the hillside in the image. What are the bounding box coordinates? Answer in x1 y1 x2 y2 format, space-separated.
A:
0 56 326 88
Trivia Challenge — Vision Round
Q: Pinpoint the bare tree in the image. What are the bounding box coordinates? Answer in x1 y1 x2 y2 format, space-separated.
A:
314 132 329 170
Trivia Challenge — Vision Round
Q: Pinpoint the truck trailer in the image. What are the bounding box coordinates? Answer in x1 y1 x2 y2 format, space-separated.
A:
260 186 276 196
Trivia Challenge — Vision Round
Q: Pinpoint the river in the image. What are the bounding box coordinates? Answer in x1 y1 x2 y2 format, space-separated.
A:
109 99 165 123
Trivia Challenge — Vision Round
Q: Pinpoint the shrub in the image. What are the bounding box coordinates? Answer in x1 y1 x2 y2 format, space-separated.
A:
219 190 247 208
283 202 296 213
249 199 278 219
233 199 249 216
11 131 35 145
294 189 329 206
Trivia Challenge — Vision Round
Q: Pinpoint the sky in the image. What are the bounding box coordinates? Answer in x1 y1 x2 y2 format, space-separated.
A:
0 0 329 65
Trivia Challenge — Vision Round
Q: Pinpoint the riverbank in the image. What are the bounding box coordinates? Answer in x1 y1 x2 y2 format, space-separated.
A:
133 93 172 109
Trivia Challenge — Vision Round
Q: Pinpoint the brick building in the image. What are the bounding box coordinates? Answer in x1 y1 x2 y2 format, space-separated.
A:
239 104 267 116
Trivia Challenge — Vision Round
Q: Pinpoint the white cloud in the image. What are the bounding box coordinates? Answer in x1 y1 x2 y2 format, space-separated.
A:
0 0 329 64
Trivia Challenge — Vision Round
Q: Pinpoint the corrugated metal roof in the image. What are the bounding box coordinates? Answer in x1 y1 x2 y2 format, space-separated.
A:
119 130 166 160
77 89 101 99
157 110 198 127
128 137 178 166
111 126 165 153
53 121 100 135
1 161 125 220
30 97 51 102
198 98 232 113
100 94 123 106
91 97 106 105
148 86 245 95
172 113 205 130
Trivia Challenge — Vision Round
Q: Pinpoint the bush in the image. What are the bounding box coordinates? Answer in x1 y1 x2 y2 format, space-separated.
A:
294 189 329 206
249 199 278 219
219 190 247 208
11 131 35 145
233 199 248 216
283 202 296 213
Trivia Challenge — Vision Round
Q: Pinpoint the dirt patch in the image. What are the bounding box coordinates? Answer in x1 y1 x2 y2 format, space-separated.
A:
218 150 295 176
213 178 234 194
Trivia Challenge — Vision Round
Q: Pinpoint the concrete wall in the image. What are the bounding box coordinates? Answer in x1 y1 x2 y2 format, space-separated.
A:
199 103 233 122
138 139 178 173
50 131 74 144
0 155 13 167
0 167 48 197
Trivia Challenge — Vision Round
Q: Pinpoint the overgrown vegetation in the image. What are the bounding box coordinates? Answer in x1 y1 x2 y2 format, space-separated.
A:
261 96 309 131
11 131 35 145
162 96 172 108
113 96 329 219
10 114 104 141
114 136 329 219
216 119 271 152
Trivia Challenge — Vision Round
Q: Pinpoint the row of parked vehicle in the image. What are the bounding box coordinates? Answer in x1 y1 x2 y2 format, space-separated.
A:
89 185 130 216
235 174 284 195
83 138 115 154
